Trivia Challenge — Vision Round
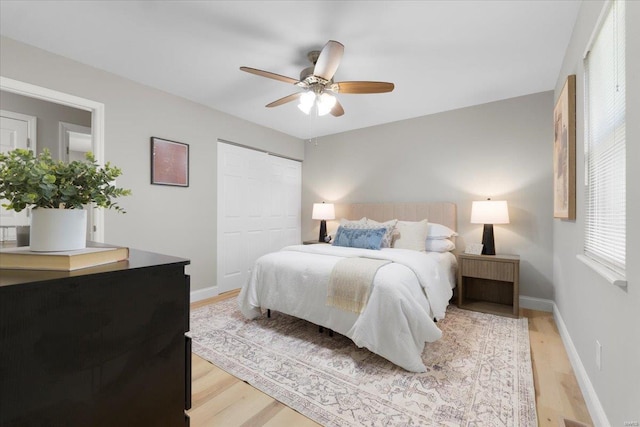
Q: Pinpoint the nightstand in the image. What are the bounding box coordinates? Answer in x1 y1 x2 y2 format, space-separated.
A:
457 253 520 318
302 240 330 245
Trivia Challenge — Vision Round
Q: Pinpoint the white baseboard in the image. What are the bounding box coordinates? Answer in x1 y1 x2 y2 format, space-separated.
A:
190 285 218 303
553 304 610 427
519 295 554 312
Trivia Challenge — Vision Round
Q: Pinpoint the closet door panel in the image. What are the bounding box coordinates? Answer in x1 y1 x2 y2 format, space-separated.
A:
217 142 300 293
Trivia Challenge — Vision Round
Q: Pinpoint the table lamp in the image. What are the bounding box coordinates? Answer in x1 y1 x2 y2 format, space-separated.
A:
312 202 335 242
470 199 509 255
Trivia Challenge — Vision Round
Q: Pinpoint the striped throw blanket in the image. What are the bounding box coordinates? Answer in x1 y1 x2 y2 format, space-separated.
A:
327 257 392 313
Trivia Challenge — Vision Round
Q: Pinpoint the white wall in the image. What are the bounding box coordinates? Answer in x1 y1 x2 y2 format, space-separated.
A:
552 1 639 425
302 91 554 300
0 36 304 292
0 90 91 158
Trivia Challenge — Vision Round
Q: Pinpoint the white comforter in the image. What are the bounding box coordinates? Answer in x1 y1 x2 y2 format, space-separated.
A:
238 244 457 372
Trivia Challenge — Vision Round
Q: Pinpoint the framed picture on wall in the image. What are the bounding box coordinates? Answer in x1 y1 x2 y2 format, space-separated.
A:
553 75 576 220
151 137 189 187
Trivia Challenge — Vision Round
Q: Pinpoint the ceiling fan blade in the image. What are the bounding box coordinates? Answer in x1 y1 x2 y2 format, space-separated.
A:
240 66 299 85
313 40 344 81
266 92 302 108
335 81 395 94
330 99 345 117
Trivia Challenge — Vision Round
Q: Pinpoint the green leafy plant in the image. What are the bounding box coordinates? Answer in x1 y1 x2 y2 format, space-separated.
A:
0 148 132 212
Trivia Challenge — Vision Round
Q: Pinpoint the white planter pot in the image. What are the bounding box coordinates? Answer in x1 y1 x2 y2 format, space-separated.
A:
30 209 87 252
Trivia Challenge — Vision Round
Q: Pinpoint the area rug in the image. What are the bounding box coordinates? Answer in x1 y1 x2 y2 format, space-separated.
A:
190 298 538 426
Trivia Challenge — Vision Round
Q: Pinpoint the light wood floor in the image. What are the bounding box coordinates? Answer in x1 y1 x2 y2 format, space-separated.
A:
187 292 593 427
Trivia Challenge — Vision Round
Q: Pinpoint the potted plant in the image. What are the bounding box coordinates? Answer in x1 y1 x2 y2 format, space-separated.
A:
0 148 131 251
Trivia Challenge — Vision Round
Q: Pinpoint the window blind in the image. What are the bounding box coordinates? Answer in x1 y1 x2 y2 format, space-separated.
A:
584 0 626 275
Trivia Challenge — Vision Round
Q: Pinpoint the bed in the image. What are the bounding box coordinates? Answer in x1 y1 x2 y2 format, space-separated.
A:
238 202 458 372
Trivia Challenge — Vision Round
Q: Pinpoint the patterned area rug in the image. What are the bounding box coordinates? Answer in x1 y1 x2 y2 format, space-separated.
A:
190 298 538 426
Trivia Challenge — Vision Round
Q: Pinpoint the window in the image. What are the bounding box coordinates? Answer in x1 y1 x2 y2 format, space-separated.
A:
583 0 626 278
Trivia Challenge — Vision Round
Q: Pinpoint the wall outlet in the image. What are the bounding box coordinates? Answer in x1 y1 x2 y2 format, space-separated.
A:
596 340 602 371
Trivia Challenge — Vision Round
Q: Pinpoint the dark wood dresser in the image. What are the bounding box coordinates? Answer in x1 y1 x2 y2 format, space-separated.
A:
0 248 191 427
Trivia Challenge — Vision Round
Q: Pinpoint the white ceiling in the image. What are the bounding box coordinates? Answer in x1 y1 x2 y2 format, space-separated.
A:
0 1 581 140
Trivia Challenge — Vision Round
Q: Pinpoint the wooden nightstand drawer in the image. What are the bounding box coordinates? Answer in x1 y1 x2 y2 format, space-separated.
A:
462 259 514 282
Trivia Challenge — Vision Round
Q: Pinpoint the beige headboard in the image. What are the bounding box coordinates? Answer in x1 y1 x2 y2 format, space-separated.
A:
346 202 457 232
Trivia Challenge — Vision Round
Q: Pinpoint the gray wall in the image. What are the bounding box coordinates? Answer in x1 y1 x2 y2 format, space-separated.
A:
552 1 639 425
302 91 554 300
0 90 91 158
0 36 304 292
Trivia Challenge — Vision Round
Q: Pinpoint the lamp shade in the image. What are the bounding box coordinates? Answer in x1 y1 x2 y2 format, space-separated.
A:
470 200 510 224
298 91 315 114
317 93 337 116
312 203 335 220
298 92 336 116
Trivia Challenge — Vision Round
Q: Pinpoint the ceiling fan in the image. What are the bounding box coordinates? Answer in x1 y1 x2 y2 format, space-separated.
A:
240 40 394 117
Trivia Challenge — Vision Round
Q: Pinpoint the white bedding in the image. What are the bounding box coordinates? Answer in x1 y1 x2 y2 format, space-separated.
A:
238 244 457 372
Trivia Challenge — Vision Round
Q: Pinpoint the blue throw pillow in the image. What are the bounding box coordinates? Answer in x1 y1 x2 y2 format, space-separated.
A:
332 226 387 250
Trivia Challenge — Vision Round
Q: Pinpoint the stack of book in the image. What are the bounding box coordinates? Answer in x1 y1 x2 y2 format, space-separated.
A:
0 245 129 271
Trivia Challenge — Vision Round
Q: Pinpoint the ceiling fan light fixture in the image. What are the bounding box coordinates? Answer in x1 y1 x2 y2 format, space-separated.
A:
298 91 315 114
241 40 395 118
317 92 337 116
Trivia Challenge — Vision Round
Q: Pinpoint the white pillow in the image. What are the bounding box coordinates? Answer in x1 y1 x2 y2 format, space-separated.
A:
393 219 429 251
340 217 367 227
425 238 456 252
366 219 398 248
427 223 458 240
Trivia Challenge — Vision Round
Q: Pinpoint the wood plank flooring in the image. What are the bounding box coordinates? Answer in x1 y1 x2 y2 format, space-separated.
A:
524 308 593 426
188 292 593 426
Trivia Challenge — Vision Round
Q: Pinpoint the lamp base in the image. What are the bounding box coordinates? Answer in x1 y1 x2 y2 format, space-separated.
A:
318 219 327 243
481 224 496 255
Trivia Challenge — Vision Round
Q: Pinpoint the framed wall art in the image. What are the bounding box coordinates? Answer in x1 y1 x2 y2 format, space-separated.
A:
553 75 576 220
151 137 189 187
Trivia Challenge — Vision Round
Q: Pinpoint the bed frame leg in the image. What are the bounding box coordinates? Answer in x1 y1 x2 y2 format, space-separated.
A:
267 309 271 318
328 329 334 337
319 325 323 333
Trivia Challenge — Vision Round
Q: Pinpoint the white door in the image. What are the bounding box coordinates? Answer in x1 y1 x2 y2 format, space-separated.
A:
266 155 301 253
217 142 301 294
0 111 37 240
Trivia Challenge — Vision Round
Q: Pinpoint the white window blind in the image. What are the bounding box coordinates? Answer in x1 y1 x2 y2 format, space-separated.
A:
584 0 626 275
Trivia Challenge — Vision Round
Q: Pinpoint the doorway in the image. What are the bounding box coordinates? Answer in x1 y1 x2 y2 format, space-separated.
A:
59 122 94 236
59 122 92 162
0 76 106 242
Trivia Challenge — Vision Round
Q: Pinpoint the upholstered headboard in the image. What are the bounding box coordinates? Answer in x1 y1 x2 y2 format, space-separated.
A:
346 202 457 232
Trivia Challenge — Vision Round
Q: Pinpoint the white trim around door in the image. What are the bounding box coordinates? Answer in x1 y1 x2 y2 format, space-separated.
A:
0 76 106 242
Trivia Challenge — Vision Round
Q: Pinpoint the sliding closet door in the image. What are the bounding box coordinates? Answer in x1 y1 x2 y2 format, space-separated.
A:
217 142 301 294
265 155 301 253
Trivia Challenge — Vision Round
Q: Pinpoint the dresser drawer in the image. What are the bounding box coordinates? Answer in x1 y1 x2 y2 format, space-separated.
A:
462 258 514 282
